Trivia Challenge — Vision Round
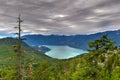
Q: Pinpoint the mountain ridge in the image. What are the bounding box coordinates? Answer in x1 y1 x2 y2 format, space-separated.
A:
0 37 57 63
23 29 120 50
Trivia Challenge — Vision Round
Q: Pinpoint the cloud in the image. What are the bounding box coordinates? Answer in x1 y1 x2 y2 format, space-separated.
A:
0 0 119 36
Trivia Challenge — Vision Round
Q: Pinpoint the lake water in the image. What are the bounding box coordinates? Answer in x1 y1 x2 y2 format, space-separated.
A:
45 45 87 59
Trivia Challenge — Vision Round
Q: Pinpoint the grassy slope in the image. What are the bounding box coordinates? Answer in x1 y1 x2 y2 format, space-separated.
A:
0 45 44 65
0 38 60 80
0 38 58 66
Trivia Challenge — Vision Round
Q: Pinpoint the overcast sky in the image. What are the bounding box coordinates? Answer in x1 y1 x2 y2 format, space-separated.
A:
0 0 120 37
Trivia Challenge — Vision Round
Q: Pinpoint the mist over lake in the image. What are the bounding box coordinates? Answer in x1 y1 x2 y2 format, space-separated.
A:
45 45 87 59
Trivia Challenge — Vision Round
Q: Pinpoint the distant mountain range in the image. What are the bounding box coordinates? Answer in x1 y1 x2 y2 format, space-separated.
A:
23 29 120 50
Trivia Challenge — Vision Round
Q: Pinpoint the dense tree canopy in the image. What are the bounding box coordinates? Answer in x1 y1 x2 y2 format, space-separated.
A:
0 35 120 80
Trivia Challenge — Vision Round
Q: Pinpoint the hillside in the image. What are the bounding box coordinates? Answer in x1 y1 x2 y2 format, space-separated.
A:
0 34 120 80
34 51 120 80
33 35 120 80
0 37 59 80
0 37 58 65
23 30 120 50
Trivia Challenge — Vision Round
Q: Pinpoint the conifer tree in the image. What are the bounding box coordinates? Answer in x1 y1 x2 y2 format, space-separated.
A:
88 35 116 53
14 14 24 80
88 35 116 65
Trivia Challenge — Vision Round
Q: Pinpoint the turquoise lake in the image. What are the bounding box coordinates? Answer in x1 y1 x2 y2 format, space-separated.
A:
45 45 88 59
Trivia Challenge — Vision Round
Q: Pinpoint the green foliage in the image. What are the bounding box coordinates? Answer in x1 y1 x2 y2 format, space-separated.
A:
31 35 120 80
0 35 120 80
89 35 116 52
0 38 58 80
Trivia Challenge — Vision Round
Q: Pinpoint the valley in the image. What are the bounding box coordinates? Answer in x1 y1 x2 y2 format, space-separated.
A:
0 33 120 80
0 0 120 79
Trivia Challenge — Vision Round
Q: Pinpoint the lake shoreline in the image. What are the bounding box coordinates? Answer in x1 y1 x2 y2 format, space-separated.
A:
44 45 88 59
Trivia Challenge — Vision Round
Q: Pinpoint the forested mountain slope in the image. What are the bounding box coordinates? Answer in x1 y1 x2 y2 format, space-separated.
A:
0 35 120 80
33 35 120 80
23 30 120 50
